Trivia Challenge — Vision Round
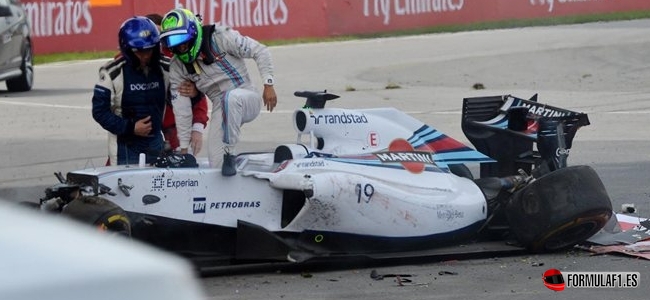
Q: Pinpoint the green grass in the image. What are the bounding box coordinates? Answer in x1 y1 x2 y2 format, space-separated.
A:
34 50 117 65
33 10 650 65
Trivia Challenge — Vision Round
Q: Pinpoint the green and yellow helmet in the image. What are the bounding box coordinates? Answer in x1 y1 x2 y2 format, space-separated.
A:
160 8 203 64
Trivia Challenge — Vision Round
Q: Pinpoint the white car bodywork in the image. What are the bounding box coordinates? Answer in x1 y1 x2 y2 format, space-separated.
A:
66 106 493 239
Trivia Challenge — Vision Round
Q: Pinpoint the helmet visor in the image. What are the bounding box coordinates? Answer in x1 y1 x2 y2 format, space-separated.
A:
170 45 191 56
161 30 193 48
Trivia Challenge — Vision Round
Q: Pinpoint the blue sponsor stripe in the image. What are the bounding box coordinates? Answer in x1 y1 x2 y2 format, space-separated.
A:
478 114 508 127
326 157 385 166
221 91 230 144
407 125 495 163
433 146 478 154
210 42 244 86
409 133 445 148
408 126 446 148
434 151 495 163
477 118 537 138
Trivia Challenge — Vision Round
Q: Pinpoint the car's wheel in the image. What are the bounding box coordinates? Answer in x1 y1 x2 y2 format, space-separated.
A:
62 196 131 236
6 39 34 92
504 165 612 252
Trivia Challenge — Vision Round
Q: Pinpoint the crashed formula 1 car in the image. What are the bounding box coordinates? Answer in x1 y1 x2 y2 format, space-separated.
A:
36 91 612 270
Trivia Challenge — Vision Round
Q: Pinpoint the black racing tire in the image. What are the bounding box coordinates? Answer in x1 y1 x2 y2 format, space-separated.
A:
504 165 612 253
449 164 474 180
6 39 34 92
62 196 131 237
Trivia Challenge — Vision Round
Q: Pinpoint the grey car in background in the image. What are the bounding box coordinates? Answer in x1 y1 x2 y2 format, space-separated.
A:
0 0 32 92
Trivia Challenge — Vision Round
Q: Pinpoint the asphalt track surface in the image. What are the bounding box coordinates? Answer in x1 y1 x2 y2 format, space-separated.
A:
1 20 650 299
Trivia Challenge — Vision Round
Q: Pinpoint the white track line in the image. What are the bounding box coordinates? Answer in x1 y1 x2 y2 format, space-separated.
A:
0 100 90 110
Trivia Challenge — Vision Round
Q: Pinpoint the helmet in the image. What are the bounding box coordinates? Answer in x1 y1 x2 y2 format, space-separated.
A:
160 9 203 64
118 16 161 63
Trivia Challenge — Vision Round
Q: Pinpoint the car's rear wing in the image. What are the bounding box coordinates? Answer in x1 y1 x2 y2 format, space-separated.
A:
461 94 590 178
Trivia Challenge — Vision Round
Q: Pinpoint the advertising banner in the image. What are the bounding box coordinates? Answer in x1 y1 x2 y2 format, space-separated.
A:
18 0 650 54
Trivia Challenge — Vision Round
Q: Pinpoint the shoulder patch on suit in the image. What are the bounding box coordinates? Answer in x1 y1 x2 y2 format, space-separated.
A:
99 56 126 81
108 67 122 81
159 56 171 72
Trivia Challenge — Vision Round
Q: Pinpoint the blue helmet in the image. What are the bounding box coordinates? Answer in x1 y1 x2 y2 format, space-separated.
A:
118 16 161 64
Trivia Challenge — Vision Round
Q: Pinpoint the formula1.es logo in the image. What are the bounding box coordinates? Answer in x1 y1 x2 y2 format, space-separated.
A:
543 269 640 291
543 269 565 291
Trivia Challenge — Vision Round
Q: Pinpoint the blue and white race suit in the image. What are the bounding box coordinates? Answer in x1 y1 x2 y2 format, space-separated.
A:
92 57 169 165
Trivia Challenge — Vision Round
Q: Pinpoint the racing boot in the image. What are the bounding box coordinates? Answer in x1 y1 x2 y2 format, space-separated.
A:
222 152 237 176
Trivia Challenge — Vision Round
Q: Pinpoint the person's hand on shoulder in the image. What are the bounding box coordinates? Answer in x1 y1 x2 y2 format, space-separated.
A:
179 80 198 98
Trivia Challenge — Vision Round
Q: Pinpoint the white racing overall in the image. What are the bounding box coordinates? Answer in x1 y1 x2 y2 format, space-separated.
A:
168 25 274 167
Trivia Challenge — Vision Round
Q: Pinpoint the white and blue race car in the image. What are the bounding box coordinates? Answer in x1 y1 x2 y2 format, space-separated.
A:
36 91 612 272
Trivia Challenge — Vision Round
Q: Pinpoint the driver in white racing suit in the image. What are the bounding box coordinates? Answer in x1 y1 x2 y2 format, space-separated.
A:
159 8 278 176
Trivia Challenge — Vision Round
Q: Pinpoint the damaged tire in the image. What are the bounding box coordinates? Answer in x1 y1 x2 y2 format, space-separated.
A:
62 196 131 237
505 165 612 252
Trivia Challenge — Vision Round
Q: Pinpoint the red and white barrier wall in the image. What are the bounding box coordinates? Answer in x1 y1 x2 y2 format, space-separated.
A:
22 0 650 55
